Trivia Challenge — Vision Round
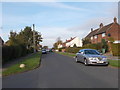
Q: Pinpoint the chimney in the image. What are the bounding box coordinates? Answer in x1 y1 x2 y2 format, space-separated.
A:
99 23 103 28
66 39 67 42
91 28 93 32
71 37 73 40
114 17 117 23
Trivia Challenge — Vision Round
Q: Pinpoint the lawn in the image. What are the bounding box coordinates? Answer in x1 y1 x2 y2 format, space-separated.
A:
108 60 120 68
56 52 120 68
3 51 42 76
56 52 76 57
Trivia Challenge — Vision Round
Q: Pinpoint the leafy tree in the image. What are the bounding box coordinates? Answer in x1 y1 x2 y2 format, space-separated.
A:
101 39 108 52
73 44 77 47
82 38 91 46
53 37 62 49
6 26 42 51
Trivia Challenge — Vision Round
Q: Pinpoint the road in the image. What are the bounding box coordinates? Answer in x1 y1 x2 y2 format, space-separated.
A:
2 52 118 88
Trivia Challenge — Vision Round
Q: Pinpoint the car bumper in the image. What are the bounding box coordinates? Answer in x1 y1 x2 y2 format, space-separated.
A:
88 61 109 65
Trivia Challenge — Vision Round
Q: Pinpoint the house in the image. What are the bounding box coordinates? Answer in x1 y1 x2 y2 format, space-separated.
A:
0 37 4 46
58 37 83 48
85 17 120 44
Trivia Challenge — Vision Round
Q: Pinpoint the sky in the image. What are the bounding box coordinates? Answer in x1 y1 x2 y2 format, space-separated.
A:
0 1 118 48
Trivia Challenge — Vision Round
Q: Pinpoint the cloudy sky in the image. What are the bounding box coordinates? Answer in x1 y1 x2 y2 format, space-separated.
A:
1 1 118 48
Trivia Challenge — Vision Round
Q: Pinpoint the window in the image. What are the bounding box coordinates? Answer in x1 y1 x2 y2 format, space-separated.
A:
102 33 106 37
108 33 111 37
94 35 97 39
91 36 93 40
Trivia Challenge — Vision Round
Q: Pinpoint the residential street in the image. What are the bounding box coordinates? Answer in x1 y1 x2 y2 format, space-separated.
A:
2 52 118 88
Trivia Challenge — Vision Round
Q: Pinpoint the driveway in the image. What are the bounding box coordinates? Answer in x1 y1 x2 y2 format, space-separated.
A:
2 52 118 88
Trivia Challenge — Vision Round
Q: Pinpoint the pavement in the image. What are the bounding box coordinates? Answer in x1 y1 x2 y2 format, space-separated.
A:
2 52 119 88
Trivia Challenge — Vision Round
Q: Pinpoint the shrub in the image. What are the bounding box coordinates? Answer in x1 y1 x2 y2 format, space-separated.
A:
111 43 120 56
2 44 28 64
65 47 85 53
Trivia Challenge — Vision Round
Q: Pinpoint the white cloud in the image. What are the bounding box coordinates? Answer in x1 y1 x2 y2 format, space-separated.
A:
38 2 88 11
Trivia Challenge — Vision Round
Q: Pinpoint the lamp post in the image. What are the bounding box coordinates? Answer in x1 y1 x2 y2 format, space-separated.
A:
33 24 36 53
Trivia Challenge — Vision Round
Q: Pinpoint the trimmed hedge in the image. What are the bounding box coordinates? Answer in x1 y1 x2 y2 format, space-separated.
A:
64 43 108 54
111 43 120 56
2 45 34 64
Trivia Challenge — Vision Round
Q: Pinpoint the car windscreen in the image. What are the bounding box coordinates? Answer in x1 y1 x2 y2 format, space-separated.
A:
84 50 100 55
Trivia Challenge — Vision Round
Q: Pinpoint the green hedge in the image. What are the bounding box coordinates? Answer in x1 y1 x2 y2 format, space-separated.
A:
64 43 107 54
111 43 120 56
2 45 34 64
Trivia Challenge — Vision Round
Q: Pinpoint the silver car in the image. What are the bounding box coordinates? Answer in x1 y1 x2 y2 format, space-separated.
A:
75 49 109 66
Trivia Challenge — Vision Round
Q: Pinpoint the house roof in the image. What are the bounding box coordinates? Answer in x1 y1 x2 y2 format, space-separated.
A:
65 37 76 43
95 23 113 34
85 29 98 38
85 23 114 38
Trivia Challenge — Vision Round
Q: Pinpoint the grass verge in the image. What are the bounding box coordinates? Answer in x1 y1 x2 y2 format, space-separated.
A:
108 60 120 68
56 52 120 68
56 52 76 57
3 51 42 76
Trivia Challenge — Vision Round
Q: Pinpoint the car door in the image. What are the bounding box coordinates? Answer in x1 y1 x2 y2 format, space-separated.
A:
76 50 81 61
80 51 85 63
77 50 84 62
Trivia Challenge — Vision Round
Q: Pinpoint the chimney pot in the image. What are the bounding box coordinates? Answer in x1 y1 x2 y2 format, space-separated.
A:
91 28 93 32
114 17 117 23
99 23 103 28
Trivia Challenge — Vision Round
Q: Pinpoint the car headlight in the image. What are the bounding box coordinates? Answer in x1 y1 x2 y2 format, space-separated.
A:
88 57 99 61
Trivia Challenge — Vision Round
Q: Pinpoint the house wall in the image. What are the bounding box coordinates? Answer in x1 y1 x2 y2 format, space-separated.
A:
90 23 120 44
106 23 120 42
66 37 83 47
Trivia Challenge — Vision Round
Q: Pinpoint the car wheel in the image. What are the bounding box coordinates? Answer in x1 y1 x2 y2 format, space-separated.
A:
75 57 78 63
84 59 88 66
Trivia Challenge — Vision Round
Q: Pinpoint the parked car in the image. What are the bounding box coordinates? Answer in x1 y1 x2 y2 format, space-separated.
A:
42 49 47 54
75 49 109 66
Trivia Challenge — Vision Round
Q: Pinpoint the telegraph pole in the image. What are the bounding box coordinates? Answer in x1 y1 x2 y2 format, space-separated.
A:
33 24 36 53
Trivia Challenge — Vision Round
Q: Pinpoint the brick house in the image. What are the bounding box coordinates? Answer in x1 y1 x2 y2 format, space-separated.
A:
85 17 120 44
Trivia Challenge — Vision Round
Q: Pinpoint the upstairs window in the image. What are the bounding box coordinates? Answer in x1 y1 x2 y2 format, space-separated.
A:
102 33 106 37
91 36 93 40
94 35 97 39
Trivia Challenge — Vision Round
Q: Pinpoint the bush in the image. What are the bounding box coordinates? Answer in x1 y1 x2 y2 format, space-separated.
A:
65 47 85 53
2 44 28 64
111 43 120 56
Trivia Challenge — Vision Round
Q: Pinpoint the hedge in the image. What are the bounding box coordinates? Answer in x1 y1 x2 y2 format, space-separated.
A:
111 43 120 56
63 43 109 54
2 45 34 64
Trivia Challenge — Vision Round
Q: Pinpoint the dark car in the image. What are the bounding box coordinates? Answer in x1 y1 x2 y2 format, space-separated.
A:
75 49 109 66
42 49 47 54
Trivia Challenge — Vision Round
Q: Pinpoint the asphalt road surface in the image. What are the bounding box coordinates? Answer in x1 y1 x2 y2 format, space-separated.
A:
2 52 118 88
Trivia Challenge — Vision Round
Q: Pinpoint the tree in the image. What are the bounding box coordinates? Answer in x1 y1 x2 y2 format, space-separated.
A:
73 44 77 47
101 39 108 52
43 46 48 49
82 38 91 46
6 26 42 51
6 31 18 46
53 37 63 49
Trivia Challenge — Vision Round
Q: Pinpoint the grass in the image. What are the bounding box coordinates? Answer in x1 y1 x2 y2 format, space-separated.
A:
56 52 120 68
108 60 120 68
56 52 76 57
3 51 42 76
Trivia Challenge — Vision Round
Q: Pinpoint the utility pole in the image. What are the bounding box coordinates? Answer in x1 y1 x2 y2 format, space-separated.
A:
33 24 36 53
